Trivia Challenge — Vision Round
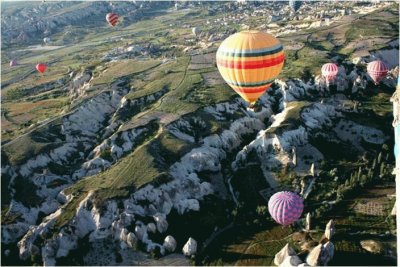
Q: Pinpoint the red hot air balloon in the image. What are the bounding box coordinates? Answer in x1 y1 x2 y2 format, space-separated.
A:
367 60 388 85
321 63 338 84
10 60 17 67
36 63 46 73
106 13 119 27
268 191 304 226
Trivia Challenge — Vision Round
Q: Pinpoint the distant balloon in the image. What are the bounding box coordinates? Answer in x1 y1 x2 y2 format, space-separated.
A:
367 60 388 85
216 30 285 107
192 27 200 36
36 63 46 73
268 191 304 226
289 0 302 12
321 63 338 83
106 13 119 27
43 37 51 44
10 60 17 67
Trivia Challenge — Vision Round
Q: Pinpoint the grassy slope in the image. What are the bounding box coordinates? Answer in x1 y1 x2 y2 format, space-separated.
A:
266 101 311 134
91 59 161 86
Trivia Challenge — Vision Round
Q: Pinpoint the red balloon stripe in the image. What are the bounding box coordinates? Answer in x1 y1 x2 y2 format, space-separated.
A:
106 13 119 26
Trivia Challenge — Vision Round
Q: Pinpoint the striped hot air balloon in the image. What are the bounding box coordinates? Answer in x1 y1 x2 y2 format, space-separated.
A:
106 13 119 27
321 63 338 84
36 63 46 73
268 191 304 226
289 0 302 12
9 60 17 67
367 60 388 85
216 30 285 107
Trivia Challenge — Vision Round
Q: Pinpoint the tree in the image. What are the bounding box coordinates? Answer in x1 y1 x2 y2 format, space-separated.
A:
367 168 373 181
256 205 268 217
372 158 377 170
357 167 362 181
379 162 385 178
350 172 356 184
360 175 367 187
377 152 382 164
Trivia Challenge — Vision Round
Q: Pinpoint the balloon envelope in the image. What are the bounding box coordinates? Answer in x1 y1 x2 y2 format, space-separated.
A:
216 30 285 106
321 63 338 82
106 13 119 27
367 60 388 85
289 0 302 12
36 63 46 73
10 60 17 67
268 191 304 225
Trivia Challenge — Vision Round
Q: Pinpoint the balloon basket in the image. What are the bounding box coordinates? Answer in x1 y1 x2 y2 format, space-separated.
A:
246 107 255 112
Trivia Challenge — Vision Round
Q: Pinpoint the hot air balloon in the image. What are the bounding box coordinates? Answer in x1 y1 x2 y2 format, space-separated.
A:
192 27 200 36
106 13 119 27
289 0 302 12
216 30 285 108
321 63 338 84
367 60 388 85
9 60 17 67
268 191 304 226
36 63 46 73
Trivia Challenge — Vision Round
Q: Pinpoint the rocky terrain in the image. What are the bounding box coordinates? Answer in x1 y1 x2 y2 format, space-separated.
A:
1 1 398 266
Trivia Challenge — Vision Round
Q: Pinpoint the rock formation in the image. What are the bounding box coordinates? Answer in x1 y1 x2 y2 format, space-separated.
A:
360 240 383 254
306 241 335 266
182 237 197 257
306 244 323 266
310 163 315 177
163 235 177 252
279 255 303 267
274 243 297 266
324 220 335 240
305 212 311 231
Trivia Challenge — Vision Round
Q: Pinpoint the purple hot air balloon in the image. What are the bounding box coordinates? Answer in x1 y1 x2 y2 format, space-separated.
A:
268 191 304 226
10 60 17 67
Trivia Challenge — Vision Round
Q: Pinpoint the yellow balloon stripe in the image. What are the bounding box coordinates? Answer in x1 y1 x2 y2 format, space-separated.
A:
216 51 284 62
217 62 284 84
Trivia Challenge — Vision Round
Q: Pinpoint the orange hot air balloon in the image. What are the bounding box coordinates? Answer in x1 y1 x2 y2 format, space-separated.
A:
216 30 285 107
36 63 46 73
